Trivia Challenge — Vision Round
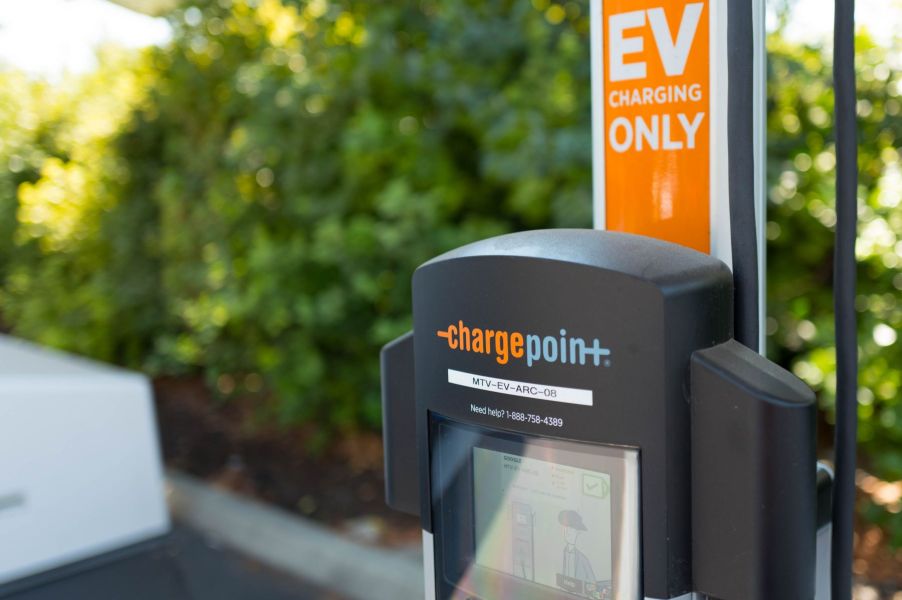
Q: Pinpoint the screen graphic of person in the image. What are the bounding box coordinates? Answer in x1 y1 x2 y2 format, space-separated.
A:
559 509 596 584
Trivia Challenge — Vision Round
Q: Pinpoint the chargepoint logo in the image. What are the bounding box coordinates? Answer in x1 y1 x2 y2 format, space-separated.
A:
436 320 612 367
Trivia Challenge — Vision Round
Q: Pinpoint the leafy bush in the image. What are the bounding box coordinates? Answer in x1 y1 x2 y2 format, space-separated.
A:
0 1 899 538
0 48 160 362
766 31 902 543
1 0 593 431
0 71 53 282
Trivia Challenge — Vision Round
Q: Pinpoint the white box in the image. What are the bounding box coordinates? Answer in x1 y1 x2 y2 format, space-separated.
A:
0 335 170 585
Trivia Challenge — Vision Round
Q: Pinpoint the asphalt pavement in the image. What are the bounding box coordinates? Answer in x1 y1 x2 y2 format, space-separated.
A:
0 525 343 600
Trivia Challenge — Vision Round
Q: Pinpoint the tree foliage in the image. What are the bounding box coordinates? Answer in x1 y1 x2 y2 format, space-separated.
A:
1 0 593 430
766 31 902 542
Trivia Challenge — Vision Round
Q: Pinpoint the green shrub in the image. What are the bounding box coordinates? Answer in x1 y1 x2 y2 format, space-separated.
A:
766 32 902 543
1 48 161 360
0 71 52 285
2 0 593 430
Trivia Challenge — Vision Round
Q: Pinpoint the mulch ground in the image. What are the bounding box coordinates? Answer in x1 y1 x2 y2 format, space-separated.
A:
153 376 420 548
153 376 902 589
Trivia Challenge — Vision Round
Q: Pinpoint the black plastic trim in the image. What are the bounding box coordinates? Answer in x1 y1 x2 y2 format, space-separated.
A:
691 340 817 600
380 331 419 517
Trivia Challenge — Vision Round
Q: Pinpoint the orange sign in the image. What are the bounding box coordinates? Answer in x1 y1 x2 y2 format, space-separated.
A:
600 0 710 252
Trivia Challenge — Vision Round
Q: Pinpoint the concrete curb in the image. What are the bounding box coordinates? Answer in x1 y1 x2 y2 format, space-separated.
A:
167 473 894 600
166 471 423 600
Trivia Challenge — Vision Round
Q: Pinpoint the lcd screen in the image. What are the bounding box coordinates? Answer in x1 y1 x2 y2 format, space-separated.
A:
429 416 640 600
473 448 614 599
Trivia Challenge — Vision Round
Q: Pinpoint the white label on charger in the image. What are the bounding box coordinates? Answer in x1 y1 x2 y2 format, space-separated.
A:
447 369 593 406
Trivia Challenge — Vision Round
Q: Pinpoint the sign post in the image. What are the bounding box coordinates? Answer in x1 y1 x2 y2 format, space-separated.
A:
590 0 766 350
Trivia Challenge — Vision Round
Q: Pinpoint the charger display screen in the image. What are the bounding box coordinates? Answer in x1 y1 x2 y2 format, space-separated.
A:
473 448 614 598
429 415 640 600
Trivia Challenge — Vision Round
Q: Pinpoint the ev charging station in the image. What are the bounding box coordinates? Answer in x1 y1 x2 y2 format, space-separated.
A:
381 1 859 599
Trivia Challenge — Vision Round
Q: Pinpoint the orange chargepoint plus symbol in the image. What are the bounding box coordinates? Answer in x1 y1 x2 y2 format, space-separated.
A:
601 0 711 253
436 321 611 367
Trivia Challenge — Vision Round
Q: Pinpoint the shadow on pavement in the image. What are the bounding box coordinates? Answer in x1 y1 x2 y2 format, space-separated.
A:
2 524 344 600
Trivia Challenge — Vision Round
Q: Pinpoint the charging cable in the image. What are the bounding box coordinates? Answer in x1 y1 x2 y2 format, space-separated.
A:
831 0 858 598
